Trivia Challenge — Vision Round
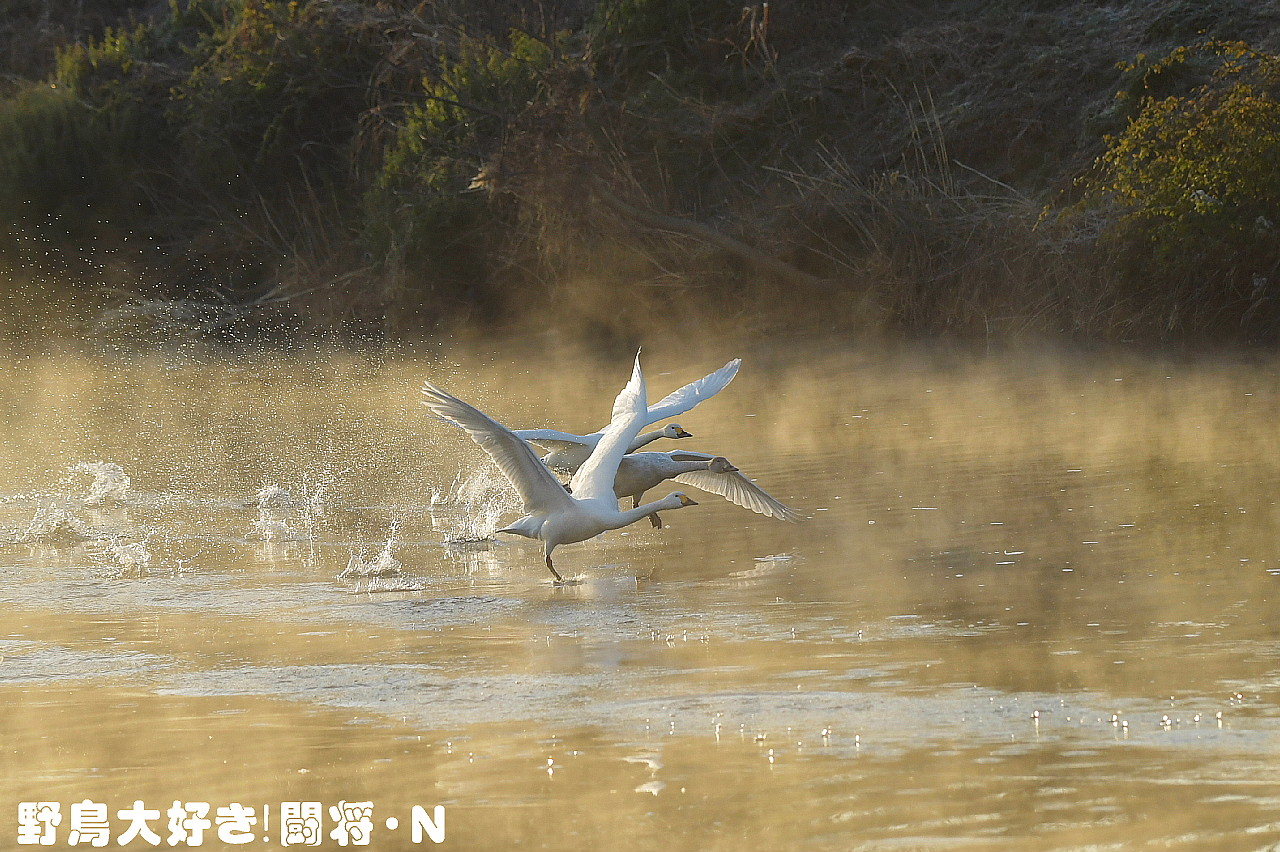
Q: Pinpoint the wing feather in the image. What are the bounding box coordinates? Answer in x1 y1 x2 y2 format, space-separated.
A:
666 450 716 463
422 382 573 514
512 429 593 450
643 358 741 425
672 469 802 521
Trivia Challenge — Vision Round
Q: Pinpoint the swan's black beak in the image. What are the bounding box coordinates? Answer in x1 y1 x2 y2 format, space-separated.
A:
678 495 699 507
674 427 693 438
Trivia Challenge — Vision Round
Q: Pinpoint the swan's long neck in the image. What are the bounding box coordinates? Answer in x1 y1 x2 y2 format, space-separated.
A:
612 495 682 529
627 430 666 453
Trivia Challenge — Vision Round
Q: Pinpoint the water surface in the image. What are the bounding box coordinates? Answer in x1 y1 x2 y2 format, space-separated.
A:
3 346 1280 849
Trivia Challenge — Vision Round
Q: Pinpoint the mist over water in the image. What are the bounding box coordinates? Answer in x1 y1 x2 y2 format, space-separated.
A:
5 342 1280 849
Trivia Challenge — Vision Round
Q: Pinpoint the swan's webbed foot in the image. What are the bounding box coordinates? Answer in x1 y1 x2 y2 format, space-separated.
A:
649 513 662 529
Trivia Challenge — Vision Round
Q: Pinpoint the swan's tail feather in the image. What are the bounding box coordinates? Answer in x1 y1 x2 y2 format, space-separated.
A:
496 515 541 538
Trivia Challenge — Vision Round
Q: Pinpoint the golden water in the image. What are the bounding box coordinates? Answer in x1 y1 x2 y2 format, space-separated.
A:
4 345 1280 849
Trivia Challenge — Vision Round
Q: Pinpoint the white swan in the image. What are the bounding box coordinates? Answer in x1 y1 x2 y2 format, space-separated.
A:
422 355 700 582
612 451 802 526
514 358 740 473
515 423 692 474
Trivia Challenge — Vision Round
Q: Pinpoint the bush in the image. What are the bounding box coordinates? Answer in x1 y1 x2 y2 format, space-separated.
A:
377 30 559 195
586 0 743 93
366 29 562 310
1085 42 1280 296
0 84 107 219
173 0 383 191
55 22 184 171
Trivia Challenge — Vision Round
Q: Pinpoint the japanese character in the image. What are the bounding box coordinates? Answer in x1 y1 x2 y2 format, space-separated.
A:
17 802 61 846
116 801 161 847
68 800 110 847
328 801 373 847
165 802 212 847
280 802 322 847
214 804 257 845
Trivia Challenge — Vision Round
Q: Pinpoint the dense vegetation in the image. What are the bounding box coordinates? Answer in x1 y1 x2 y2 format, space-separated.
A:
5 0 1280 345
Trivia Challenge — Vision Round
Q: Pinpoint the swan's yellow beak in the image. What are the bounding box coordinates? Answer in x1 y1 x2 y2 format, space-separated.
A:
678 495 699 507
674 427 693 438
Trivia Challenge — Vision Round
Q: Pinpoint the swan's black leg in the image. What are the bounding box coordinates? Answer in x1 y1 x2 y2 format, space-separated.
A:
633 492 661 528
545 551 563 582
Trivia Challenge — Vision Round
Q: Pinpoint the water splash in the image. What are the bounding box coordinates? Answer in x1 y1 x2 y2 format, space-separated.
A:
305 477 333 518
109 536 152 570
251 483 318 542
252 516 302 542
16 504 90 545
80 533 155 578
363 575 431 593
340 523 404 579
430 468 519 544
256 485 294 510
251 476 338 542
70 462 132 505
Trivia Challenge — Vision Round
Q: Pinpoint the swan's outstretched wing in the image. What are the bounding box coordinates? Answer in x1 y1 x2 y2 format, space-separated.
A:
512 429 593 452
642 358 741 426
673 468 802 522
666 450 716 462
571 354 649 502
516 359 739 450
422 382 574 514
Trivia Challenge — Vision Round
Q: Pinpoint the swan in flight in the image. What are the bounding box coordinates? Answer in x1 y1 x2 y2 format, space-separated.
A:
422 355 700 582
515 423 692 474
614 451 803 527
514 358 740 473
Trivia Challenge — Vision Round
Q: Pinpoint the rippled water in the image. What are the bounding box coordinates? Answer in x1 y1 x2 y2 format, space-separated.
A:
4 345 1280 849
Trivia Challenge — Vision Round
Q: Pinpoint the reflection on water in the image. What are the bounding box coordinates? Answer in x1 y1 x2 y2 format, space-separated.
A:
4 347 1280 849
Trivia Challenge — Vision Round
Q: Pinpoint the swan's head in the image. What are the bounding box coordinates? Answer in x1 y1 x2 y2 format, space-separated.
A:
663 423 693 439
672 492 699 508
708 457 738 474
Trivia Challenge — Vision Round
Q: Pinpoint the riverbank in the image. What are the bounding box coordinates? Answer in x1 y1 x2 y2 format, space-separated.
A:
5 1 1280 346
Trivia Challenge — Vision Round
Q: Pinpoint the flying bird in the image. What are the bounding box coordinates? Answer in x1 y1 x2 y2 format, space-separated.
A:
516 357 798 524
422 355 700 582
612 450 802 527
514 358 740 473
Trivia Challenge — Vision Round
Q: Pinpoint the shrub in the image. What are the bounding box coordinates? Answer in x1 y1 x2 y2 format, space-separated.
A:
377 30 559 195
55 22 183 169
41 2 235 215
366 29 562 310
173 0 383 191
1085 42 1280 299
0 84 107 219
586 0 743 93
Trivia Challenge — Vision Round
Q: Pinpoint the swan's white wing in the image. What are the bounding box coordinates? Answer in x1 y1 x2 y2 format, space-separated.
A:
673 469 802 521
666 450 716 462
642 358 741 426
571 354 648 502
512 429 595 451
422 382 573 514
